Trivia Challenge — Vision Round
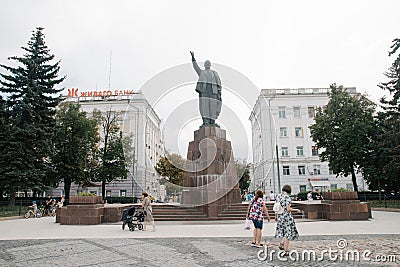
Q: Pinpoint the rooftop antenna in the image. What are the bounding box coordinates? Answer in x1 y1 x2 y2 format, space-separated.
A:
108 50 112 91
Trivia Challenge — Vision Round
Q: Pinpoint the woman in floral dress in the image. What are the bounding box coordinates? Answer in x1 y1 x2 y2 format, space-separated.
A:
275 185 300 255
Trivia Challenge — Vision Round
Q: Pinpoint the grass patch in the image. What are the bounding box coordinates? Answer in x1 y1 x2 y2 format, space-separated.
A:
0 206 24 217
369 200 400 209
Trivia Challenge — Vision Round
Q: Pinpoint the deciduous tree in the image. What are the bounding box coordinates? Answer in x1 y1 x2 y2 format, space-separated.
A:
53 103 99 201
309 84 375 192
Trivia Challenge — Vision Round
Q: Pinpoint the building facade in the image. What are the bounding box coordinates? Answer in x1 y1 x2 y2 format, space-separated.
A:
49 92 165 199
249 87 367 195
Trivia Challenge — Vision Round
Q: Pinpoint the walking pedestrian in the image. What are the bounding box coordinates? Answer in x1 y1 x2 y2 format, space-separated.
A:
246 190 271 248
275 185 300 256
141 192 155 231
269 191 276 201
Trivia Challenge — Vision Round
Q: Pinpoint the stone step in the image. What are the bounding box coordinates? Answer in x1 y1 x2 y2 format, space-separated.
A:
144 203 303 221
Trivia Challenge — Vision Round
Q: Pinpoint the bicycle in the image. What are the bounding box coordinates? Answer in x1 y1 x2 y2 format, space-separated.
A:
24 206 42 218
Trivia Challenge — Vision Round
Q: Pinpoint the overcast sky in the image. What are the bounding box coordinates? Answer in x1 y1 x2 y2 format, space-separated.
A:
1 0 399 160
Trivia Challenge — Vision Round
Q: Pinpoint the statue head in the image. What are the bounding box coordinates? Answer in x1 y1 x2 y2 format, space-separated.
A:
204 60 211 69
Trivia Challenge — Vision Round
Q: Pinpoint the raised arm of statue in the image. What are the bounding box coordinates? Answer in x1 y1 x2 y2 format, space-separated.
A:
190 51 201 76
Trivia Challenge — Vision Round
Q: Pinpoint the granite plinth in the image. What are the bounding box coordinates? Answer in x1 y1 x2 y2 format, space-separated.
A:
181 126 241 217
297 192 371 221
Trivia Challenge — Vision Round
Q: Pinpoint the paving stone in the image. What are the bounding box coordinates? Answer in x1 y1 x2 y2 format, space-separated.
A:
0 235 398 266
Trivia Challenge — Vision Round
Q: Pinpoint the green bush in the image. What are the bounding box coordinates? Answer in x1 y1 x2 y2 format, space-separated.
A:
77 192 96 196
104 197 139 204
331 188 349 192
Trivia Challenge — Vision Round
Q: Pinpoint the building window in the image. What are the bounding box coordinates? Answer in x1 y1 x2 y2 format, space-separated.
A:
308 107 316 118
300 185 307 192
311 146 318 156
313 165 321 175
281 147 289 157
331 184 337 191
295 127 303 137
278 107 286 118
283 166 290 175
119 190 126 197
346 184 353 191
329 169 334 175
280 127 287 137
106 190 112 197
298 165 306 175
296 146 304 156
293 106 301 118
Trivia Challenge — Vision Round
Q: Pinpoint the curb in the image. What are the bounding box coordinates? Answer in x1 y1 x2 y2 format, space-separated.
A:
0 216 23 221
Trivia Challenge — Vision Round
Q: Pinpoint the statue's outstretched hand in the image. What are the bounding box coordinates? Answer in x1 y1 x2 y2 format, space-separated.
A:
190 51 195 61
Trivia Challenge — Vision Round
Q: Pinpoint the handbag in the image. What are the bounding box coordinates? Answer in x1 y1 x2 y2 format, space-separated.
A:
244 218 251 230
273 201 284 214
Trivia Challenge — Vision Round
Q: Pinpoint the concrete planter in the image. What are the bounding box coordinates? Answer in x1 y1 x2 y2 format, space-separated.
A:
69 196 103 204
322 191 358 200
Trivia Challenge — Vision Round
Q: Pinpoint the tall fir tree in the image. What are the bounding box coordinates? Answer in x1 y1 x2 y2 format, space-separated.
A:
373 38 400 193
0 27 65 204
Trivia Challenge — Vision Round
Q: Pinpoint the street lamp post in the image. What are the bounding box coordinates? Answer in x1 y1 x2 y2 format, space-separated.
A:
128 101 140 202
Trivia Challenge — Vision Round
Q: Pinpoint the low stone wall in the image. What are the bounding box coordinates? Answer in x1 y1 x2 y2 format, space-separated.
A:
297 192 371 221
56 196 133 225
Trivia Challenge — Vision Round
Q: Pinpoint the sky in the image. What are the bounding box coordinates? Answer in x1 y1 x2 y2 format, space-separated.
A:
1 0 399 161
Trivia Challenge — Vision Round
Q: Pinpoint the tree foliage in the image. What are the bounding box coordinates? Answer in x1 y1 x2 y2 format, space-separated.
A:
309 84 376 192
92 109 129 198
236 159 251 195
0 27 65 204
155 153 184 187
53 103 99 200
365 38 400 193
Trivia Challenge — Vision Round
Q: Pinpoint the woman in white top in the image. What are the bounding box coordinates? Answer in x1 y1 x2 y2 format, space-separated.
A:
142 192 155 231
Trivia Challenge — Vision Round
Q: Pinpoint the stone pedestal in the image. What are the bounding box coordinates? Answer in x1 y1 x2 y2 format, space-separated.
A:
321 191 370 220
181 126 241 217
56 196 105 225
296 192 371 221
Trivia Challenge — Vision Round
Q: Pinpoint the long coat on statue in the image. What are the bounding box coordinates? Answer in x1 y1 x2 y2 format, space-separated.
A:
192 60 222 122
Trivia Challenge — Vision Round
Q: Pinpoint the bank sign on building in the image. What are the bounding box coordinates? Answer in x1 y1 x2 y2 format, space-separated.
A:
49 88 165 200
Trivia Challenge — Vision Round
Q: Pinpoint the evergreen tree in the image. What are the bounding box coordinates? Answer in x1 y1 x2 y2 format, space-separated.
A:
372 38 400 193
93 109 129 198
0 96 8 198
0 27 65 204
53 103 99 201
309 84 375 192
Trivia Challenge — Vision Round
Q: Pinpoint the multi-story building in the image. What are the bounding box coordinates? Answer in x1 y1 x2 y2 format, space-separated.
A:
49 90 165 199
249 87 367 195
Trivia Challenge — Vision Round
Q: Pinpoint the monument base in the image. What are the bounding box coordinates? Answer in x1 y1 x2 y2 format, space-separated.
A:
296 192 371 220
181 126 241 217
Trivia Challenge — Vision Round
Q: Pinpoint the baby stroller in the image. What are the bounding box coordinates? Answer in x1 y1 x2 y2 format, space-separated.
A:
121 206 145 231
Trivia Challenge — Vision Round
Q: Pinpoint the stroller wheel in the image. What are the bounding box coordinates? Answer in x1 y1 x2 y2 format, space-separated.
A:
129 226 135 231
138 224 143 230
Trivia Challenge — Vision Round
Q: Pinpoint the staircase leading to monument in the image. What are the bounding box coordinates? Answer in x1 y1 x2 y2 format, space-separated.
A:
216 202 303 220
151 203 303 221
152 205 208 221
